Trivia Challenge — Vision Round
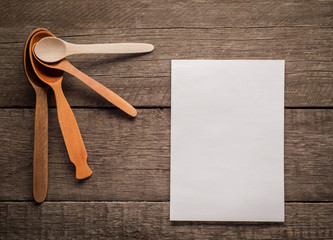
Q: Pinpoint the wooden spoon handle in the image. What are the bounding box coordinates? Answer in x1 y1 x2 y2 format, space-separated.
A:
51 81 92 179
33 88 48 203
68 43 154 55
61 60 137 117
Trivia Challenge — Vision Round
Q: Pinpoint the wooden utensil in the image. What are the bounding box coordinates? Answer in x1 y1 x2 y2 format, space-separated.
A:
35 37 154 63
23 28 49 203
33 46 137 117
30 30 92 180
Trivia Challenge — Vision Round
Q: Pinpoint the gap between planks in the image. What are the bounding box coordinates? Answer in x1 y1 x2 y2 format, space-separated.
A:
0 200 332 203
1 106 333 109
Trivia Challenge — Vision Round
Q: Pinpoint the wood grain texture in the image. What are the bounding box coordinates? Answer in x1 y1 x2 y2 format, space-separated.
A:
0 202 332 240
0 109 332 201
1 0 332 238
32 88 48 203
1 0 332 29
0 3 332 107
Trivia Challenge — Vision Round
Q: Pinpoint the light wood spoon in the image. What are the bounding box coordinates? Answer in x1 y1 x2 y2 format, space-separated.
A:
30 30 92 180
35 37 154 63
33 44 137 117
24 28 49 203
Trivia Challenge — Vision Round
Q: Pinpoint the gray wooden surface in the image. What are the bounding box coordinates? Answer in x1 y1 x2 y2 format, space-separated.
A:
0 0 332 239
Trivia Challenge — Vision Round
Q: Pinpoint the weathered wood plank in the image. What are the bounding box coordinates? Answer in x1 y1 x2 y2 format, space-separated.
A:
0 202 332 240
1 0 332 29
1 1 331 239
0 26 332 107
0 109 332 201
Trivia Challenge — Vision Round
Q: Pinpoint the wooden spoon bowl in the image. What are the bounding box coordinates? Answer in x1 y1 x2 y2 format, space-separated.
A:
29 31 63 83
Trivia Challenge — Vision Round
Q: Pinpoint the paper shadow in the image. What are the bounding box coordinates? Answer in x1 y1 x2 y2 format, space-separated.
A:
170 220 284 226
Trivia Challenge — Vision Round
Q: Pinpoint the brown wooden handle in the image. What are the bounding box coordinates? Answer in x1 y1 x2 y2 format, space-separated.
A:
33 88 48 203
61 60 137 117
51 81 92 179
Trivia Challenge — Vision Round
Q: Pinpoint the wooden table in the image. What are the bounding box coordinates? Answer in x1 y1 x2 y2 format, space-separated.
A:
0 0 332 239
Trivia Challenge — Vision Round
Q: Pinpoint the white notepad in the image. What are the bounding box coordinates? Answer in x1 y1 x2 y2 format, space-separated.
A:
170 60 284 222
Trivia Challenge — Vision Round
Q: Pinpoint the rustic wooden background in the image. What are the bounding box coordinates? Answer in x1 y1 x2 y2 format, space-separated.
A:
1 0 332 239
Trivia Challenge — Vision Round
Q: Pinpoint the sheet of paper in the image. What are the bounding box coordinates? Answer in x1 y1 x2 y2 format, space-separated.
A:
170 60 284 222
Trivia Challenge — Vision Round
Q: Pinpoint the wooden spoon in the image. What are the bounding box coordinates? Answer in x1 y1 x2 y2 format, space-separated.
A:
23 28 49 203
30 30 92 180
35 36 154 63
33 44 137 117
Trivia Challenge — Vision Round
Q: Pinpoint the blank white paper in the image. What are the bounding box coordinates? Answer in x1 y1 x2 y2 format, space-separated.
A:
170 60 284 222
